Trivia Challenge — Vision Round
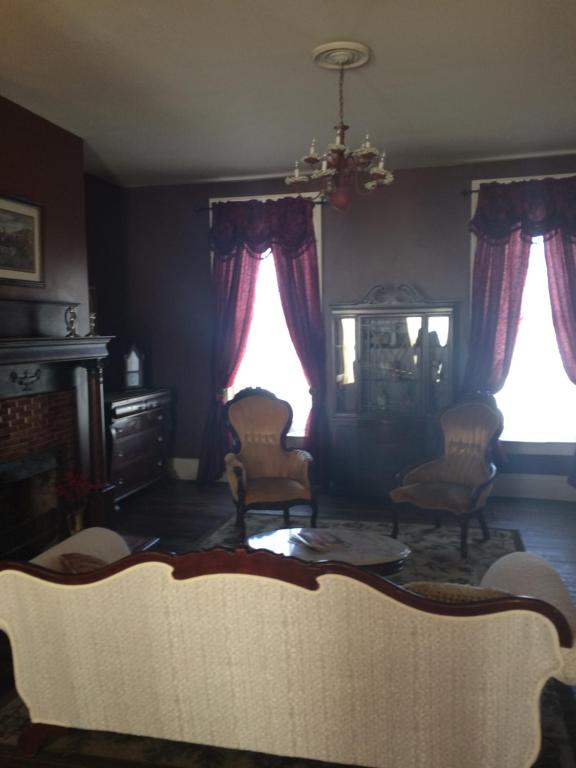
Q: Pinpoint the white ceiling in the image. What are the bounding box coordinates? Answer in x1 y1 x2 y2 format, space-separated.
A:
1 0 575 187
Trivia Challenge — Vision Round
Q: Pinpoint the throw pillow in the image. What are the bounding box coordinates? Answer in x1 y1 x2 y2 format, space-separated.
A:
404 581 511 604
58 552 109 574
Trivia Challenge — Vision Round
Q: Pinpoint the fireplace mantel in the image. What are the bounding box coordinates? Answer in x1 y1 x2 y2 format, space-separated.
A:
0 336 113 490
0 336 113 366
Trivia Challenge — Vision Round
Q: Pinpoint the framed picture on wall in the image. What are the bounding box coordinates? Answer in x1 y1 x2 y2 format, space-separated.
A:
0 196 43 286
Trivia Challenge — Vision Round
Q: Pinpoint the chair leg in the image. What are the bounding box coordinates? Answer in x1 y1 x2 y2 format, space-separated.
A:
478 510 490 541
283 507 291 527
310 499 318 528
459 518 469 559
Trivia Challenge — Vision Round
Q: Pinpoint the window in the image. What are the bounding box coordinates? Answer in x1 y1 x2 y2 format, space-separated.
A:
495 236 576 442
231 251 312 435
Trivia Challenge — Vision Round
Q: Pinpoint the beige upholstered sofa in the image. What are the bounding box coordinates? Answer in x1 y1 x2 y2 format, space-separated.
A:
0 530 573 768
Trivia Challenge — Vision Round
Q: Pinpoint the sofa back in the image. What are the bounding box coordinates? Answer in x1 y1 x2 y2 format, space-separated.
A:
0 549 570 768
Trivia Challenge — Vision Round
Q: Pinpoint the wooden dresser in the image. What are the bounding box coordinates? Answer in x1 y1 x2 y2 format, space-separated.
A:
105 388 172 501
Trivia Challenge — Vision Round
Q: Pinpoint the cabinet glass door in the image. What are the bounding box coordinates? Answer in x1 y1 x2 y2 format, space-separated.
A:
428 315 452 412
359 315 423 414
335 316 357 413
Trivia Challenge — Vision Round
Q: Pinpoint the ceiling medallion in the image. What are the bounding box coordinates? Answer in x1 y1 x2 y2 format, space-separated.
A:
285 41 393 210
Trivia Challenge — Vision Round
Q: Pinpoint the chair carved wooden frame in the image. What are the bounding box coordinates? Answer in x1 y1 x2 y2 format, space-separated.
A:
224 387 318 539
389 401 504 559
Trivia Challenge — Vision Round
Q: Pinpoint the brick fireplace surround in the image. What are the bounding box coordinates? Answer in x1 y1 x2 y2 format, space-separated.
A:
0 390 77 466
0 331 111 559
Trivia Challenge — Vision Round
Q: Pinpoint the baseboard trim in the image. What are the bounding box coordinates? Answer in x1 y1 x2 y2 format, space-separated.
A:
170 458 199 481
494 473 576 502
169 458 227 482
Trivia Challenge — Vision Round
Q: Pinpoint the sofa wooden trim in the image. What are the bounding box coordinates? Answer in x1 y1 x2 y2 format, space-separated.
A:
3 548 572 645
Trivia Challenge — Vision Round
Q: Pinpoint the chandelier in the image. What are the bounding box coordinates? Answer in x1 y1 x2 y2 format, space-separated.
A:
285 42 393 210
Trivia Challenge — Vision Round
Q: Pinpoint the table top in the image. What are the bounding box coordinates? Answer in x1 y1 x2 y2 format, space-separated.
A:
247 526 411 567
121 534 160 553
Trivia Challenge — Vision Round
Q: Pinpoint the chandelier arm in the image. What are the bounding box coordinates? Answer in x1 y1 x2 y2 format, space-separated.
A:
338 65 344 126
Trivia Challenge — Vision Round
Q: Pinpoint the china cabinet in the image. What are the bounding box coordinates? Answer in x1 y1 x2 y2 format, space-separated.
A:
330 284 456 494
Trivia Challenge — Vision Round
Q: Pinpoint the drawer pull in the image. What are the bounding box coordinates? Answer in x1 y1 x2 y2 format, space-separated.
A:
157 461 163 467
157 436 163 443
117 452 124 459
157 414 164 422
117 478 125 486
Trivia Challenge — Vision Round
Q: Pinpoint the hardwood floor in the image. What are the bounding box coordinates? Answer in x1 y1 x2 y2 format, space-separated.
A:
115 479 576 600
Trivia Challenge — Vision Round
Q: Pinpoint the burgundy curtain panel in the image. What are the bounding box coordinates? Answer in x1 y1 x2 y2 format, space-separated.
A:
197 242 260 483
273 236 328 483
198 197 326 483
462 229 531 393
464 176 576 395
544 231 576 384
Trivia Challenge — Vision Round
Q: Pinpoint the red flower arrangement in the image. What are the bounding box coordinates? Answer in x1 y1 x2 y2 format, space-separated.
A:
56 471 100 506
56 471 101 535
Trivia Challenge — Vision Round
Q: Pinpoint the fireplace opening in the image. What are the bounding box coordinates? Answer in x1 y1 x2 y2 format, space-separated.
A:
0 452 63 560
0 388 79 559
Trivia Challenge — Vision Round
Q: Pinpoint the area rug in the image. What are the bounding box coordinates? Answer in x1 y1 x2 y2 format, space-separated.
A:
196 514 525 586
0 682 574 767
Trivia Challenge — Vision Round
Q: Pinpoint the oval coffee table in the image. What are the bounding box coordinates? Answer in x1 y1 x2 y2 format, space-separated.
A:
247 526 411 575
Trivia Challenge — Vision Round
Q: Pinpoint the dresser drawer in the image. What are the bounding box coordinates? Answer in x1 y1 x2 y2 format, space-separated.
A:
110 409 167 439
112 454 166 498
110 428 165 474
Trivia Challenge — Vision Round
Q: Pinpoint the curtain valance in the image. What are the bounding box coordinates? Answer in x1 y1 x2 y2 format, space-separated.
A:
471 177 576 244
211 197 316 259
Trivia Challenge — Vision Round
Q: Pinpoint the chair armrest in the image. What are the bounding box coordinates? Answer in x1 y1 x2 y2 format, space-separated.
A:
30 527 131 570
224 453 246 501
469 463 497 506
401 458 446 485
285 449 313 486
481 552 576 684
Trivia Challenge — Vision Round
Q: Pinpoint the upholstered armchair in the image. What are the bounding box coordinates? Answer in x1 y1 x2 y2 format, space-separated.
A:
224 388 317 537
389 401 503 558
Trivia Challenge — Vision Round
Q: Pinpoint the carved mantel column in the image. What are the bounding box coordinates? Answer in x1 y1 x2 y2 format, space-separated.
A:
85 359 107 486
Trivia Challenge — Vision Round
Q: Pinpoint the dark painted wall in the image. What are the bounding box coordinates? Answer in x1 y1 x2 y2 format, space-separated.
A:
85 175 127 390
0 95 89 332
121 154 576 460
123 185 213 456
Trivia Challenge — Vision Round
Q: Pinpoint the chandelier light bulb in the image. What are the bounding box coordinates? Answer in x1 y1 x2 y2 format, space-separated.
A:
303 138 320 165
285 160 309 185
